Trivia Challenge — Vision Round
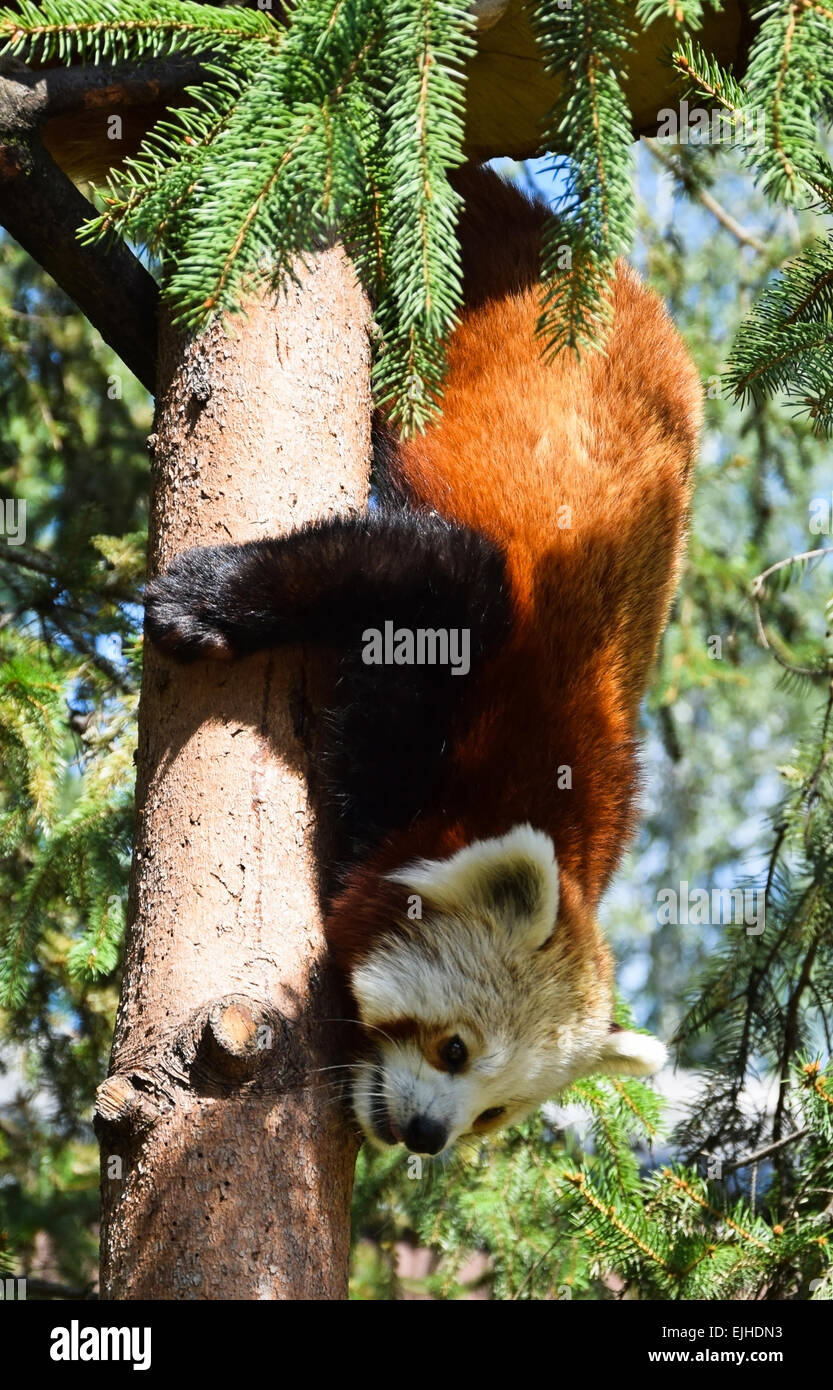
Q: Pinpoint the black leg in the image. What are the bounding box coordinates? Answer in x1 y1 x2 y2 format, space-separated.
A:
145 504 512 859
144 505 509 662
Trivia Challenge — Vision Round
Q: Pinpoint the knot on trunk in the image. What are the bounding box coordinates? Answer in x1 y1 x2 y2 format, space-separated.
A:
198 993 280 1084
94 1074 159 1137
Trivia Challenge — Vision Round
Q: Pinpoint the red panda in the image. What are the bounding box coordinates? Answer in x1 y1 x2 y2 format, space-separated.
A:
145 167 702 1156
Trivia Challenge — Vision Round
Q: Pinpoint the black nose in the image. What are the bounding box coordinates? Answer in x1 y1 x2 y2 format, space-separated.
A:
403 1115 448 1155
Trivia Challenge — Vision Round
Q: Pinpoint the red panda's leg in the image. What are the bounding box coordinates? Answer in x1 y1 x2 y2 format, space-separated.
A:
144 505 510 662
145 506 512 866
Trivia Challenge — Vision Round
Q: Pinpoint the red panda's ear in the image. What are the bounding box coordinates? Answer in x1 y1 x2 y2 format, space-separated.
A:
388 824 558 950
595 1030 667 1077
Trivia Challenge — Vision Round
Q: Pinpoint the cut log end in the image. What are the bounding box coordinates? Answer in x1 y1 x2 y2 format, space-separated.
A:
94 1074 158 1136
201 994 277 1082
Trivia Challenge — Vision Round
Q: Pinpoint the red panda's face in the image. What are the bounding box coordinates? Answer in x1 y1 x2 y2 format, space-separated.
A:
349 826 666 1155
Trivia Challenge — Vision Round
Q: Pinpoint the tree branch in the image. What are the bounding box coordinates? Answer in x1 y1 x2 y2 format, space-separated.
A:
720 1127 809 1175
0 541 56 578
47 605 134 694
19 1277 97 1301
644 138 767 255
749 547 833 678
1 539 139 604
0 54 207 134
0 128 157 391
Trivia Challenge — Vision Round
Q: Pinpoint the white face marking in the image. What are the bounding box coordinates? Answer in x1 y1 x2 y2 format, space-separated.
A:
347 826 665 1154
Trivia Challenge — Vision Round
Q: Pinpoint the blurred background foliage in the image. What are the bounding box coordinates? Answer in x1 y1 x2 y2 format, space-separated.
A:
0 235 148 1293
2 141 833 1298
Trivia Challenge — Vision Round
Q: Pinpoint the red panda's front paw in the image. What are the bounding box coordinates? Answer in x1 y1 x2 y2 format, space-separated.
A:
144 546 241 661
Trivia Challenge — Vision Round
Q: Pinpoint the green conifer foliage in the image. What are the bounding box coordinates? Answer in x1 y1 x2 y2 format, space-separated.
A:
3 2 832 432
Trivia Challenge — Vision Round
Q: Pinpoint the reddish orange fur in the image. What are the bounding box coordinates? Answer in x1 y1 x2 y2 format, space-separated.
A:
48 115 700 987
328 170 701 976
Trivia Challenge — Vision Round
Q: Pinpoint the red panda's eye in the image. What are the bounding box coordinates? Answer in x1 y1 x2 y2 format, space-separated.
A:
440 1035 468 1071
476 1107 506 1124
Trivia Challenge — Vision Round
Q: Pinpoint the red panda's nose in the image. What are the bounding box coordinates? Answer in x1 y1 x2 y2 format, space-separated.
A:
403 1116 448 1155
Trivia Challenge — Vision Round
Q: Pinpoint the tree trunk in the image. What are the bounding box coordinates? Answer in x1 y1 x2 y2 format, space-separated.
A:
96 248 371 1300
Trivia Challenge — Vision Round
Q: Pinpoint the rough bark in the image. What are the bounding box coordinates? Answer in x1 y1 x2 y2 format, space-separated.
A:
97 248 370 1301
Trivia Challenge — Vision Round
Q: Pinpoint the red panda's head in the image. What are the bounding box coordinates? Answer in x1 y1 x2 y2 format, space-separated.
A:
344 825 666 1155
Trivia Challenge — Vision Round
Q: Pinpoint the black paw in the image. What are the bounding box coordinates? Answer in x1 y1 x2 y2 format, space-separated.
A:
144 546 241 661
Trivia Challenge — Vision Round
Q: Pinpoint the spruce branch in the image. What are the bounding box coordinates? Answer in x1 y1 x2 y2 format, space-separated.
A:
727 237 833 431
672 35 749 114
82 65 248 250
73 0 389 394
743 0 833 207
532 0 635 355
0 0 282 65
660 1170 773 1251
674 15 833 211
0 541 59 579
773 931 823 1138
636 0 710 24
373 0 474 431
562 1169 675 1272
